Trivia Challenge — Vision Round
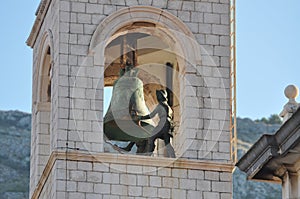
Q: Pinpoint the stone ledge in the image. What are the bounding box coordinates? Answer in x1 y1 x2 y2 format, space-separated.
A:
57 151 234 171
32 150 234 198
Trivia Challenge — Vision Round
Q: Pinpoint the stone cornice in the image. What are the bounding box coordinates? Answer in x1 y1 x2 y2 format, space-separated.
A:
56 151 234 171
26 0 52 48
236 108 300 182
31 150 234 198
236 135 278 175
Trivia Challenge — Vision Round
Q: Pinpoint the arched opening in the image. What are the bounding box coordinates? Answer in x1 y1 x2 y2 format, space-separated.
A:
90 6 202 158
36 44 52 174
32 33 53 184
103 24 180 157
39 47 52 103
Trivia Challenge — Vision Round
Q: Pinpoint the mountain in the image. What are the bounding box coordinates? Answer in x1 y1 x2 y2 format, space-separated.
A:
233 117 282 199
0 110 282 198
0 110 31 199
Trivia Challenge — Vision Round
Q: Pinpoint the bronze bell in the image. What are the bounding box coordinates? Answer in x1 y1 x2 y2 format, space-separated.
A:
104 67 154 142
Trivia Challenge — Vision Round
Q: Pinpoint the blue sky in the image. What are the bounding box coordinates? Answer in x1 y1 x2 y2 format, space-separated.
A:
0 1 299 119
236 0 300 118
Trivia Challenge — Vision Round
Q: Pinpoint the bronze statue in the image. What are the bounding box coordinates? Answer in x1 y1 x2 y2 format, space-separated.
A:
104 61 176 157
139 90 176 158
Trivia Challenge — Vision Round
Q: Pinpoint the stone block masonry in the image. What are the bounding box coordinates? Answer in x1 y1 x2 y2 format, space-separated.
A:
33 151 234 199
28 0 233 198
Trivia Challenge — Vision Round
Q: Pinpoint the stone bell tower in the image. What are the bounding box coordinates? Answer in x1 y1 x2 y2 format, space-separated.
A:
27 0 236 198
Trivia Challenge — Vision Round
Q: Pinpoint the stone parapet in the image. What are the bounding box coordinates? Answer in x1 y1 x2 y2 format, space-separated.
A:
33 151 234 199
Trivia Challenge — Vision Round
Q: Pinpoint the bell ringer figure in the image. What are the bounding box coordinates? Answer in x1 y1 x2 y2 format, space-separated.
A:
138 89 176 158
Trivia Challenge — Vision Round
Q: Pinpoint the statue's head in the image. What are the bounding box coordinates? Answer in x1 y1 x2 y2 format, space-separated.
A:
156 90 168 102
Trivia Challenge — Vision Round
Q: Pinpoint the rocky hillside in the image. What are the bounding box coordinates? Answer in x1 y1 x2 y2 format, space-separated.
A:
0 111 282 198
0 111 31 199
233 117 282 199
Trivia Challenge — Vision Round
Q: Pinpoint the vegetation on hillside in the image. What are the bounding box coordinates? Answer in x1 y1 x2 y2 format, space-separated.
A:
0 111 31 199
254 114 282 125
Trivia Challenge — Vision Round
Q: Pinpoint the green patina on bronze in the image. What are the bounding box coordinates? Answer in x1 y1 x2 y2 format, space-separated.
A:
104 68 154 142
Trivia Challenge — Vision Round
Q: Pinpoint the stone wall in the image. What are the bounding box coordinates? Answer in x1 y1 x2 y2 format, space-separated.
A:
32 152 233 199
30 0 60 196
53 0 231 160
28 0 233 198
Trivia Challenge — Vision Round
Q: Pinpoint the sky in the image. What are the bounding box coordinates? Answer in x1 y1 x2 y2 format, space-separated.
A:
0 1 299 120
